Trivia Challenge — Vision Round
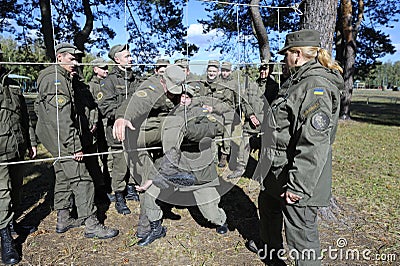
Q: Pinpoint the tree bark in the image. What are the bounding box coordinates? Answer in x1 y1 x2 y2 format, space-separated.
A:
39 0 55 61
250 0 270 61
339 0 364 119
300 0 338 52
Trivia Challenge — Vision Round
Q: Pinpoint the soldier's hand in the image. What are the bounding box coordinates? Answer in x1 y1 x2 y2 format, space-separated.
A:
73 151 84 161
250 114 260 127
135 180 152 192
281 191 302 204
113 118 135 142
29 146 37 159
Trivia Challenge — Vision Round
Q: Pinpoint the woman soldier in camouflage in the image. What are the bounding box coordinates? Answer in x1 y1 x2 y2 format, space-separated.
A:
255 29 344 266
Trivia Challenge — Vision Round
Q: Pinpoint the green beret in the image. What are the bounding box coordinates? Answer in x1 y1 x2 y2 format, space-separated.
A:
278 29 321 55
163 65 185 94
207 60 220 68
221 61 232 70
91 58 108 68
108 44 129 60
55 43 83 55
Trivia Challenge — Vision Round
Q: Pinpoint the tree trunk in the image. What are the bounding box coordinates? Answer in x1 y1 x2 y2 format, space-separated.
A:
300 0 338 52
250 0 270 61
39 0 55 61
299 0 344 222
73 0 94 54
339 0 364 119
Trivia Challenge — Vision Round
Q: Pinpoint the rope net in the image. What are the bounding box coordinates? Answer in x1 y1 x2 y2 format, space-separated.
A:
0 0 300 166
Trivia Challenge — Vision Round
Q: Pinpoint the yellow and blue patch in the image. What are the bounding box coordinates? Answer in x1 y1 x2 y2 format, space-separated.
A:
54 80 61 86
313 88 324 95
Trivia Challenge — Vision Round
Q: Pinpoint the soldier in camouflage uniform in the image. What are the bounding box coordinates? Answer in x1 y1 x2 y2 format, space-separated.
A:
0 46 37 265
35 43 119 240
229 61 279 179
87 58 109 201
113 65 186 246
97 44 140 214
254 30 344 265
198 60 235 168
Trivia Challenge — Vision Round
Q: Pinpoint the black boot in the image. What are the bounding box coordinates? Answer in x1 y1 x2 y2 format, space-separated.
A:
135 212 150 238
115 192 131 215
0 226 20 265
9 221 37 236
216 222 228 234
137 220 166 246
125 184 139 201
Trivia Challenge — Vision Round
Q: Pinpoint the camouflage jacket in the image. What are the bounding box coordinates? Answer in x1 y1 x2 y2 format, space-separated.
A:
255 59 343 207
0 68 36 161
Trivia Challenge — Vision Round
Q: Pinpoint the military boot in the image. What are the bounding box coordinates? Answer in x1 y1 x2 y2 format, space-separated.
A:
56 209 82 233
0 226 20 265
125 184 139 201
115 192 131 215
135 212 150 238
84 215 119 239
218 154 228 167
137 220 166 246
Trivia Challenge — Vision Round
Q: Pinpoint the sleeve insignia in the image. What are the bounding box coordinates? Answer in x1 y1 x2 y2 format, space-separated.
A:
57 95 67 106
54 80 61 86
311 112 330 131
135 90 147 98
97 92 104 101
302 100 321 118
313 88 324 95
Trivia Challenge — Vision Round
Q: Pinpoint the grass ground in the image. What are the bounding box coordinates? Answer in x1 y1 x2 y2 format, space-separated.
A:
11 89 400 265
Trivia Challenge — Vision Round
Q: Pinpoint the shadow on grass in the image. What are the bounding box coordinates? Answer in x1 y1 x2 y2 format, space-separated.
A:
350 102 400 126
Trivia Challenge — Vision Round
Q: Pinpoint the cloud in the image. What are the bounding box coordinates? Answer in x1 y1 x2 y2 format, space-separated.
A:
187 23 223 47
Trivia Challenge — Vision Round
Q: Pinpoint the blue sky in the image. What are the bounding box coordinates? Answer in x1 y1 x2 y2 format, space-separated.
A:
106 0 400 74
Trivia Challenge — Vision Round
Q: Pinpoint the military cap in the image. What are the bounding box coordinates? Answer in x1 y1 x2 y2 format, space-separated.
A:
156 58 170 67
55 43 83 55
278 29 321 55
207 60 220 68
91 58 108 68
174 58 189 68
259 59 269 70
221 61 232 70
163 65 185 94
108 44 129 60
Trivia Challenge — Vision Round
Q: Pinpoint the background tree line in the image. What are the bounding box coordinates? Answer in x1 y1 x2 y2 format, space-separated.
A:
1 0 399 117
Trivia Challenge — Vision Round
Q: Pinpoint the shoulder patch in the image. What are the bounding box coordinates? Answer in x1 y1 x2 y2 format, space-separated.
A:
313 88 324 95
311 112 330 131
97 92 104 101
148 85 156 91
135 90 147 98
207 114 217 123
54 80 61 86
57 95 67 107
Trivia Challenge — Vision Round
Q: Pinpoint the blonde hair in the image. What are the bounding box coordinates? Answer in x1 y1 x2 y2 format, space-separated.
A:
290 46 343 74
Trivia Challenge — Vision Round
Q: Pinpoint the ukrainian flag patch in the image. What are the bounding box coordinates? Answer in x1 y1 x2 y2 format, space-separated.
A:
313 88 324 95
54 80 61 85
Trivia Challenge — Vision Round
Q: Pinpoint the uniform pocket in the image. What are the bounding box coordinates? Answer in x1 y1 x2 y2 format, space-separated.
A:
0 121 17 156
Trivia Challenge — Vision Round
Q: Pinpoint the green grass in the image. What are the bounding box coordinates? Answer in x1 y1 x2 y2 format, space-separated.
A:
333 91 400 252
